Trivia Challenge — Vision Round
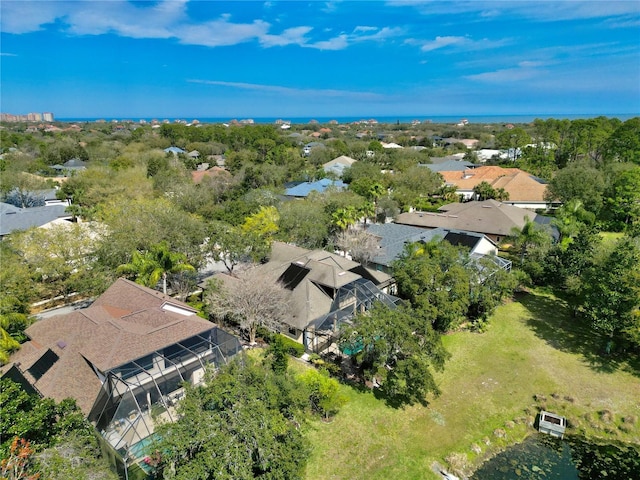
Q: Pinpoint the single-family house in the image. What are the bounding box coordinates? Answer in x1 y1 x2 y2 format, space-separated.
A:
284 178 347 198
420 159 477 173
1 278 242 466
51 158 87 176
302 141 325 156
364 223 510 273
395 199 553 243
442 138 479 149
0 202 72 238
207 242 399 353
439 166 550 209
323 155 357 177
191 166 231 184
164 146 185 155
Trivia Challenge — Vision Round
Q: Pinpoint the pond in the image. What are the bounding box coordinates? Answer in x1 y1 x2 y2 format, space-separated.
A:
471 434 640 480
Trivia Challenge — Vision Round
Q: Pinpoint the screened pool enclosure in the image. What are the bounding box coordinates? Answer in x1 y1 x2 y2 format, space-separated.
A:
89 327 242 459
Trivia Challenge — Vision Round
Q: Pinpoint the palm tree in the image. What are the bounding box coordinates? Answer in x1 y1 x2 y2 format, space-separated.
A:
509 217 549 265
552 199 595 247
117 242 195 295
0 318 21 365
331 206 359 232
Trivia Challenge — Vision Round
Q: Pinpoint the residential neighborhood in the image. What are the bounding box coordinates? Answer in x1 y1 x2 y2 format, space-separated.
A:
1 115 639 480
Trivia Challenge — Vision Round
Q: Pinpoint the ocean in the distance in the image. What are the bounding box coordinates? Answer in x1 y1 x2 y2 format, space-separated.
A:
58 113 637 124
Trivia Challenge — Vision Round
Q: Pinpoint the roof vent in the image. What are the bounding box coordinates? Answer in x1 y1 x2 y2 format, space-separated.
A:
56 340 67 349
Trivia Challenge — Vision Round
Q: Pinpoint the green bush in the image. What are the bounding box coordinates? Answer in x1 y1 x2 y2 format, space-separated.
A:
273 333 305 357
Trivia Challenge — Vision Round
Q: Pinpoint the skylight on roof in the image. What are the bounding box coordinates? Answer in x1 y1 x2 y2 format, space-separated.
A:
161 303 195 316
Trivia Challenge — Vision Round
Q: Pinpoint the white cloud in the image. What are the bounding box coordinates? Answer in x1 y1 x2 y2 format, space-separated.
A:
188 79 384 100
420 36 467 52
353 26 404 42
304 26 404 50
304 34 350 51
354 26 378 33
179 20 270 47
260 26 313 48
415 35 509 53
466 66 543 83
0 1 65 34
388 0 640 22
0 1 402 52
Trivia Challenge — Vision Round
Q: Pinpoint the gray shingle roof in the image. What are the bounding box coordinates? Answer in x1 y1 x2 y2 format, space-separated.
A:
0 203 70 236
396 200 543 237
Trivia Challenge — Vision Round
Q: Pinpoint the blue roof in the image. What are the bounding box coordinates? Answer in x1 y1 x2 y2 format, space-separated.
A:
285 178 346 197
164 146 185 154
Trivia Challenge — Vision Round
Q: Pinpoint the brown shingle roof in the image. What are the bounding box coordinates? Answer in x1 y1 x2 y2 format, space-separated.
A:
6 279 212 415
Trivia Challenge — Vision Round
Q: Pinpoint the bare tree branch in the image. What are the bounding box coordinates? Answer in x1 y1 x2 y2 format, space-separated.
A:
205 270 290 344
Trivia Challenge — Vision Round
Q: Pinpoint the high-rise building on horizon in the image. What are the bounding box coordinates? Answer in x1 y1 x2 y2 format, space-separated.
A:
0 111 54 122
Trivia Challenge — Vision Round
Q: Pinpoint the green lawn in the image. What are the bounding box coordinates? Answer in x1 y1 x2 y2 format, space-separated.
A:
303 291 640 479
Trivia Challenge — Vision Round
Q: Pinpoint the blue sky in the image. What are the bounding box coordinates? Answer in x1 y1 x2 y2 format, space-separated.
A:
1 1 639 118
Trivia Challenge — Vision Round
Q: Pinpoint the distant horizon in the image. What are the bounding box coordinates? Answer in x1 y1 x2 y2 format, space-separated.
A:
1 1 638 118
54 113 638 124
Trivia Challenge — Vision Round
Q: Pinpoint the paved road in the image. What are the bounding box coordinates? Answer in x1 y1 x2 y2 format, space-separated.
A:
35 299 94 319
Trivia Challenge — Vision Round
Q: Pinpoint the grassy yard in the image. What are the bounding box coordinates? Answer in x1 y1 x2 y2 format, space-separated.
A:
303 290 640 479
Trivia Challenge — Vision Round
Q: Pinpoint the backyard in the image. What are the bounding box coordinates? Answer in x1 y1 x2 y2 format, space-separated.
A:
303 290 640 479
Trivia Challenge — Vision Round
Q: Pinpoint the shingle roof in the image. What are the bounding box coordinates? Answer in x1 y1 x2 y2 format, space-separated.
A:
284 178 346 197
323 155 357 168
395 200 542 237
421 160 476 172
0 203 70 236
6 279 210 415
209 242 392 331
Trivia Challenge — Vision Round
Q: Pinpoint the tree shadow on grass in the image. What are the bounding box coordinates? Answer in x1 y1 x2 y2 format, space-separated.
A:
517 291 640 377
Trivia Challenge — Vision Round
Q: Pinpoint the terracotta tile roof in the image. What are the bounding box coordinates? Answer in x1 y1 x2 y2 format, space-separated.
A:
6 279 212 415
191 167 230 184
439 166 548 202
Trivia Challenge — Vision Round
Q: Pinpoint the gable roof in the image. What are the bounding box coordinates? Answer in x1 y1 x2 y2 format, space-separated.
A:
5 279 210 414
395 200 544 237
323 156 357 176
323 155 357 168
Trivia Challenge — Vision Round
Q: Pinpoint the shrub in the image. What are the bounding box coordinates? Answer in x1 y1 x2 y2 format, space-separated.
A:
273 333 305 357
